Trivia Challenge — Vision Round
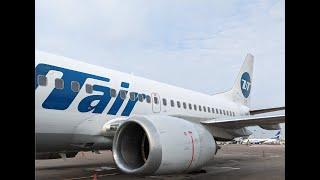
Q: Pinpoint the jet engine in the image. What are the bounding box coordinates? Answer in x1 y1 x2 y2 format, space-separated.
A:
112 115 216 175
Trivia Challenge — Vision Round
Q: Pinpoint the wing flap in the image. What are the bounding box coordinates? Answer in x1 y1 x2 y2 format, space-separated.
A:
201 114 285 128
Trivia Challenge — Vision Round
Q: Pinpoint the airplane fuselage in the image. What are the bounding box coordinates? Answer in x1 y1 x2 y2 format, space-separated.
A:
35 51 250 153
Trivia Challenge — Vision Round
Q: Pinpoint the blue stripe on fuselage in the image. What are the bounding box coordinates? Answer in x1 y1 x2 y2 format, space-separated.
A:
107 90 128 115
78 85 112 113
121 92 139 116
35 63 142 116
35 63 110 110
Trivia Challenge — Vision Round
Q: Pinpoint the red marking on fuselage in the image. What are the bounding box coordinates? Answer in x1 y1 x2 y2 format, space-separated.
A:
186 132 195 170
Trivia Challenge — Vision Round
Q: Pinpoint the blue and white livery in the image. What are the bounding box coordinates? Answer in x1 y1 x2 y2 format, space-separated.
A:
35 51 285 175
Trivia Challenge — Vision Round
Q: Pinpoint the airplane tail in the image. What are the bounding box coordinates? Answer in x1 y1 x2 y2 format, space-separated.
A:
273 130 281 140
215 54 254 107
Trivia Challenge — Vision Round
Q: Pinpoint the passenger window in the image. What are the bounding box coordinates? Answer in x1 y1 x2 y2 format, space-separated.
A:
71 81 80 92
223 110 226 115
177 101 181 108
146 95 151 103
120 91 127 100
226 111 229 116
183 102 187 109
208 107 211 113
212 108 215 113
110 89 117 97
130 92 137 101
154 97 159 104
216 108 219 114
199 105 202 111
203 106 206 112
194 104 197 111
233 112 235 116
219 109 222 114
163 98 167 106
138 94 144 102
170 100 175 107
86 84 93 94
37 75 47 86
55 78 64 89
189 103 192 110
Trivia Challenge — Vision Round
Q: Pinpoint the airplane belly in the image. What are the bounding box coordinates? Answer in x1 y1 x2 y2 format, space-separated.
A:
36 133 74 152
35 109 85 152
35 110 113 152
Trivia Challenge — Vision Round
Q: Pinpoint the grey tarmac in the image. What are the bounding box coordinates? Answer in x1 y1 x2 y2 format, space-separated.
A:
36 144 285 180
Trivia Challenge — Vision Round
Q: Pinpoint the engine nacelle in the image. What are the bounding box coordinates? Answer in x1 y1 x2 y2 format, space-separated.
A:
112 115 216 175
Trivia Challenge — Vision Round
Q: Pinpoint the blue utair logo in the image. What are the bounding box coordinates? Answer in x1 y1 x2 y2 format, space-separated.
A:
35 63 145 117
240 72 251 98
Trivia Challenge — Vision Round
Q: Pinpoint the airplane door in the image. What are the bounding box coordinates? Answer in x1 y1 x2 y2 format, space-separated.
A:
151 92 161 113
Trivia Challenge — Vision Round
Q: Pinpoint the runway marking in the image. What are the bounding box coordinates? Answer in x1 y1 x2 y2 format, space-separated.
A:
64 173 119 180
218 166 240 170
100 166 116 170
84 166 116 172
222 153 260 157
270 155 280 158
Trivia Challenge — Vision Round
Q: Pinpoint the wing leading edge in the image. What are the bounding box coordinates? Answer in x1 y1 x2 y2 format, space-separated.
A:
250 107 285 115
200 114 285 129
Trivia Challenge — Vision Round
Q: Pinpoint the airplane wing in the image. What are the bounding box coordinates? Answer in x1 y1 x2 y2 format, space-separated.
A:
250 107 285 115
200 114 285 129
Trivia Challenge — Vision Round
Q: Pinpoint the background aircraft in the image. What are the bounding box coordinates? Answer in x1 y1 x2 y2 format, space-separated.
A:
241 130 281 144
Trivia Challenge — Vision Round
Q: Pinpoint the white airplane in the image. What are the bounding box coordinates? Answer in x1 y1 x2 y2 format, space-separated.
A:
242 130 281 144
263 130 281 144
35 50 285 175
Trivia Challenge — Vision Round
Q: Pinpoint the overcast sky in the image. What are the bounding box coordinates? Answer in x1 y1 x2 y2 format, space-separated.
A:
36 0 285 138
